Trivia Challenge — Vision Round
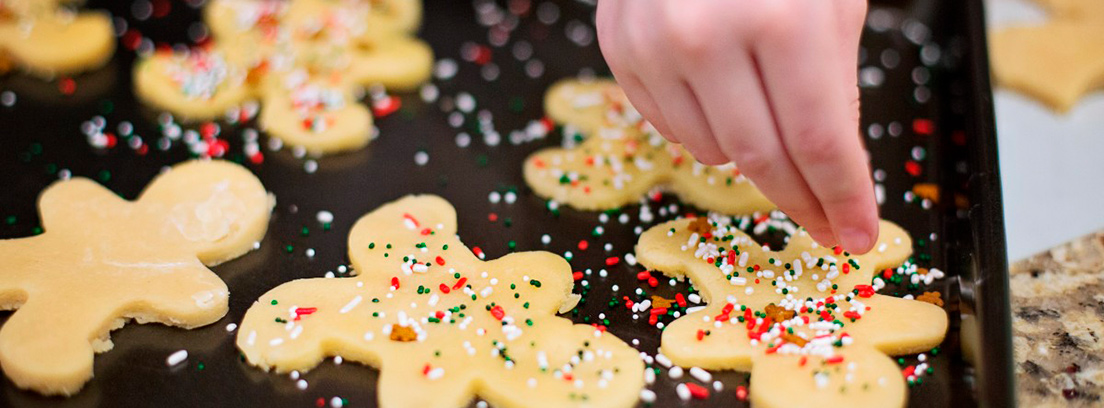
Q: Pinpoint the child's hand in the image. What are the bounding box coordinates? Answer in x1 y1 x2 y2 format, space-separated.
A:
596 0 877 253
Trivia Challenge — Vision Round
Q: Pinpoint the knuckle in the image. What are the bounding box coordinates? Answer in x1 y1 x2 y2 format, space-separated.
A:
729 148 774 177
748 3 799 43
788 128 847 164
662 8 716 56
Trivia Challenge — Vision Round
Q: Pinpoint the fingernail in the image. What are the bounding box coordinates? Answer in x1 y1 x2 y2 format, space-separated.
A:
839 228 873 253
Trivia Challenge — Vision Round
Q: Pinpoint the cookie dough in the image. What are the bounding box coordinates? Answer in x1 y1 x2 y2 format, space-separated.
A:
635 215 947 408
1032 0 1104 20
990 0 1104 112
133 0 433 154
0 0 115 77
524 79 775 214
0 160 273 396
237 195 644 408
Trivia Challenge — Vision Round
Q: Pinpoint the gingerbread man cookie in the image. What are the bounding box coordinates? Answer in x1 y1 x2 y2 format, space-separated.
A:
990 0 1104 112
635 215 947 407
524 79 774 214
0 160 273 396
0 0 115 77
133 0 433 154
237 195 644 408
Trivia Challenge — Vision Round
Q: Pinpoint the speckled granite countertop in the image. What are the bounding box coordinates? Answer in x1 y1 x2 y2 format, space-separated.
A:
1011 230 1104 406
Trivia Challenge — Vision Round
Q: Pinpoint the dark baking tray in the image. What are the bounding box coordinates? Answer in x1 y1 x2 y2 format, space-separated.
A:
0 0 1012 406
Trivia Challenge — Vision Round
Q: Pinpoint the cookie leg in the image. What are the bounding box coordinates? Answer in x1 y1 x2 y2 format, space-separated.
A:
477 321 644 408
376 352 478 408
749 346 906 408
0 293 101 396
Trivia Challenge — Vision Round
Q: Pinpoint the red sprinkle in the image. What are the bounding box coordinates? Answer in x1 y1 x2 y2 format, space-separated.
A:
435 256 446 266
913 118 935 135
439 283 450 294
675 293 687 308
825 355 845 364
472 247 485 259
735 385 749 401
489 305 505 320
854 284 875 298
605 256 620 266
696 329 706 341
452 277 468 290
293 307 317 321
391 276 400 289
905 161 923 177
572 271 584 281
577 240 589 251
685 383 710 399
372 96 402 117
488 213 498 222
58 78 76 95
902 365 916 378
636 271 651 281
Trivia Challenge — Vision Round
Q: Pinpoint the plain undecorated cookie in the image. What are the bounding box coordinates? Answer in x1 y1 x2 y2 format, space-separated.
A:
990 0 1104 112
635 215 947 408
0 160 273 396
0 0 114 77
524 79 774 214
237 195 644 408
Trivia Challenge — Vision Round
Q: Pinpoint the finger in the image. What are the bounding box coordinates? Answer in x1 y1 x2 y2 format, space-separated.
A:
614 73 678 142
597 1 678 142
638 77 728 165
621 4 727 165
683 50 837 245
835 0 867 125
755 3 879 253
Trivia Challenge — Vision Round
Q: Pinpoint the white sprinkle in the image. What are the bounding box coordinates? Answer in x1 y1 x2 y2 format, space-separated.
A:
296 379 308 390
689 367 712 382
655 353 673 368
334 356 343 365
414 150 429 166
340 295 363 314
676 383 691 401
640 389 656 403
270 338 284 346
317 211 334 224
166 350 188 366
668 366 684 379
330 396 343 407
225 323 238 332
426 367 445 380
